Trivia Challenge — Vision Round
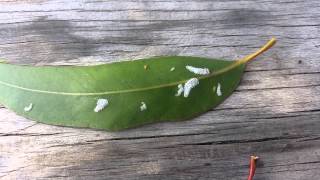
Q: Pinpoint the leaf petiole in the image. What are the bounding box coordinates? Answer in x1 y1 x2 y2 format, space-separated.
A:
239 37 277 64
203 37 277 79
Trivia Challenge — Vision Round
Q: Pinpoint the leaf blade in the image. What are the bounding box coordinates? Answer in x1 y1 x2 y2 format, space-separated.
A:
0 38 276 131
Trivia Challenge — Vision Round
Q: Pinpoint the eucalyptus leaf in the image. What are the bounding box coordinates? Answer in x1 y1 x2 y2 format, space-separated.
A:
0 38 276 131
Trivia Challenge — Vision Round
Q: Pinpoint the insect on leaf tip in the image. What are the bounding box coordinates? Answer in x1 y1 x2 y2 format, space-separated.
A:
94 99 108 112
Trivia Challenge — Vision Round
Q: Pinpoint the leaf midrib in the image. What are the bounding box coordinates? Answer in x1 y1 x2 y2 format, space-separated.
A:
0 38 276 96
0 60 242 96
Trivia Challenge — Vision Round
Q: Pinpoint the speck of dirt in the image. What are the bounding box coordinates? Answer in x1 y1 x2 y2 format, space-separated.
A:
204 163 211 166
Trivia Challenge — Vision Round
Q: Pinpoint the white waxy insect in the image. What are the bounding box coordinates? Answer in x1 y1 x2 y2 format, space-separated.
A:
217 83 222 96
140 102 147 111
94 99 108 112
170 67 175 71
186 65 210 75
175 84 184 96
24 103 33 112
184 78 199 97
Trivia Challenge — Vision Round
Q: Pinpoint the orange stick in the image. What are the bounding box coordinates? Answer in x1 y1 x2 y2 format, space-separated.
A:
247 156 259 180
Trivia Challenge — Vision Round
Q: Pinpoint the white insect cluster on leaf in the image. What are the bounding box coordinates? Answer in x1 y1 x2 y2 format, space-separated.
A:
184 78 199 97
94 99 109 112
217 83 222 96
186 65 210 75
24 103 33 112
140 102 147 111
175 84 184 96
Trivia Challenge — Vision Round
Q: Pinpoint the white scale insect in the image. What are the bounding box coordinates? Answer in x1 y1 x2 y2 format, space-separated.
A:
140 102 147 111
175 84 184 96
24 103 33 112
94 99 109 112
185 65 210 75
174 65 210 98
183 78 199 97
175 78 199 98
217 83 222 96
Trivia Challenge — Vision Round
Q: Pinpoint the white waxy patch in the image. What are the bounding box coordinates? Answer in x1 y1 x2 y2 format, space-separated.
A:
184 78 199 97
186 65 210 75
175 84 184 96
170 67 175 71
24 103 33 112
94 99 109 112
217 83 222 96
140 102 147 111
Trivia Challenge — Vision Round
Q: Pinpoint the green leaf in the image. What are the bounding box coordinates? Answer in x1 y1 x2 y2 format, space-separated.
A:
0 38 276 131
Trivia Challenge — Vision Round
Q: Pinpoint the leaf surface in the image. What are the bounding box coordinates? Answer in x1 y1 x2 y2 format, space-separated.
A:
0 38 276 131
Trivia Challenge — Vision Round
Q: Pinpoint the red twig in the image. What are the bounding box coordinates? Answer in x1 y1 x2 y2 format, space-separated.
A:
247 156 259 180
